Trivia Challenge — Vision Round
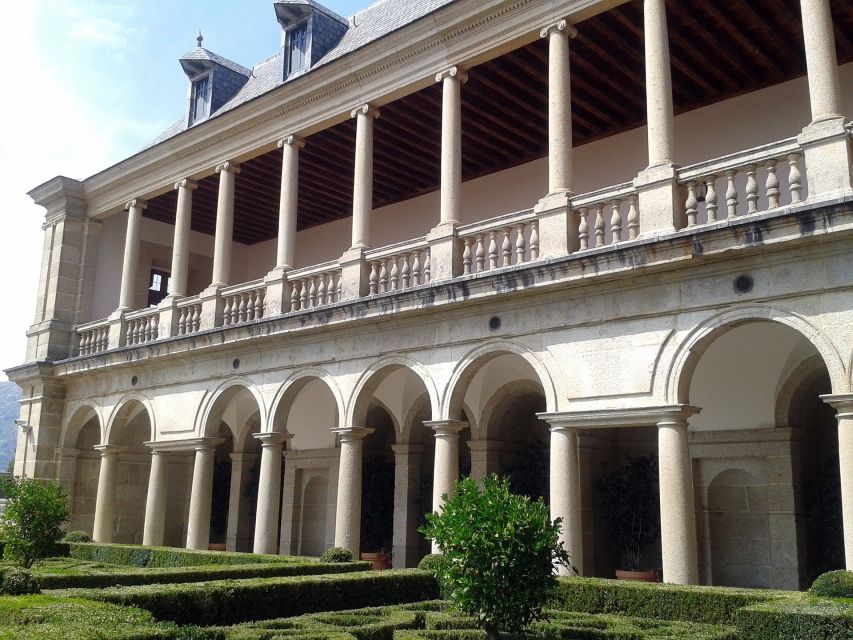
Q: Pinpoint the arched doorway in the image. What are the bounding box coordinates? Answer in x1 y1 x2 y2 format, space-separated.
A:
682 319 839 589
63 407 101 536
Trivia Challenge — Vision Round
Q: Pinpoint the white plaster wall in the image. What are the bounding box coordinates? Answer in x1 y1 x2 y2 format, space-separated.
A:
89 64 853 314
287 379 337 450
689 323 818 432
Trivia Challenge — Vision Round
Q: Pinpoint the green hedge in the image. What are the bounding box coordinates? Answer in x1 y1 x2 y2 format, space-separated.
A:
36 559 371 590
0 594 220 639
736 599 853 640
551 576 796 625
68 570 440 626
809 570 853 599
231 607 425 640
67 542 307 568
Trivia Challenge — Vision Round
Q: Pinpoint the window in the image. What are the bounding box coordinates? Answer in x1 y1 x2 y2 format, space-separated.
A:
191 75 211 123
148 269 171 307
288 23 308 75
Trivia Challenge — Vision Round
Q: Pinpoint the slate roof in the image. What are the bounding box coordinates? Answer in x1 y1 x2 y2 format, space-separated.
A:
146 0 456 148
179 47 253 77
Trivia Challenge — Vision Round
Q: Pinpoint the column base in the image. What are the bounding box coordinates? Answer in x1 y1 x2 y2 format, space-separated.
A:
534 192 578 257
797 117 853 199
199 285 224 331
338 248 369 301
426 222 462 282
107 309 127 349
264 268 292 316
634 163 683 237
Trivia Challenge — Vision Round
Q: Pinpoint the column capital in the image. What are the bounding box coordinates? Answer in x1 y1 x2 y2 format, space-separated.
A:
435 66 468 84
94 444 127 456
822 393 853 417
538 405 699 430
145 437 223 453
215 161 241 175
424 419 468 436
540 18 577 39
253 431 292 447
125 198 147 211
332 426 374 441
174 178 198 191
350 104 380 120
278 134 306 150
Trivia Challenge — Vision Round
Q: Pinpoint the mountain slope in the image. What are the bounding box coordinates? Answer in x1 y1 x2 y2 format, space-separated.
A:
0 382 22 472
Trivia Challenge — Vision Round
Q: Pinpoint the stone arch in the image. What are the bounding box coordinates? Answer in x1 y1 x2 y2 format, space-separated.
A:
62 403 103 536
345 356 440 428
269 368 345 434
197 377 267 438
61 403 104 449
441 340 558 421
775 354 830 428
477 379 546 441
661 306 847 405
104 393 155 445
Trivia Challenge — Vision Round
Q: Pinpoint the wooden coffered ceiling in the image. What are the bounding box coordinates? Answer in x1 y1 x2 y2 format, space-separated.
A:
144 0 853 246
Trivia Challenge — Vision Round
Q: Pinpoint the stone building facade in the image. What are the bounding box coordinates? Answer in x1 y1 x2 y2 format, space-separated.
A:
8 0 853 590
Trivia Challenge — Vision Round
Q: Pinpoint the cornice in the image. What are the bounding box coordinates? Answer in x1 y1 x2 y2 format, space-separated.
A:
78 0 619 218
539 406 700 429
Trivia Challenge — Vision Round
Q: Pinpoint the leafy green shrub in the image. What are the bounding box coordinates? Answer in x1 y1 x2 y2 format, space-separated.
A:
68 542 310 568
0 476 69 568
320 547 354 563
551 576 794 625
810 570 853 598
68 569 439 626
736 600 853 639
416 555 444 574
61 531 92 544
420 475 569 639
1 566 41 595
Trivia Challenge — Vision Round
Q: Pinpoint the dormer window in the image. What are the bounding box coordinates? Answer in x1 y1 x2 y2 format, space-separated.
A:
288 23 309 75
191 74 212 124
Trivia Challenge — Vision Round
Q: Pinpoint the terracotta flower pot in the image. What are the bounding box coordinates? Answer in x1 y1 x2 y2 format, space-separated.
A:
360 552 392 570
615 568 658 582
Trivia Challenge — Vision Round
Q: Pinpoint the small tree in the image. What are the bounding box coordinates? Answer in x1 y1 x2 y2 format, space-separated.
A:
420 475 569 640
0 476 69 568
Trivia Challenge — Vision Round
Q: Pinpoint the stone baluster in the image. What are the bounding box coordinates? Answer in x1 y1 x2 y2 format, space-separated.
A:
685 182 698 227
379 260 389 293
239 294 249 322
578 208 589 250
369 262 379 294
317 274 328 306
462 239 473 275
335 273 342 301
704 176 718 223
594 204 605 247
500 228 512 266
177 309 187 335
788 153 803 204
487 231 498 270
745 165 758 214
627 196 640 239
300 279 310 309
389 257 399 291
412 252 422 285
309 278 319 307
766 160 780 209
475 235 485 272
423 252 431 282
610 199 623 242
529 221 539 259
401 254 411 288
515 224 526 263
725 170 738 218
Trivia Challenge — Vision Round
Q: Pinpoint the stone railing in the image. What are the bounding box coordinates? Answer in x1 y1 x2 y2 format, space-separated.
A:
76 318 110 356
221 279 266 327
288 261 342 311
571 183 639 250
176 298 203 336
366 238 431 294
124 307 160 346
677 138 805 227
459 209 539 275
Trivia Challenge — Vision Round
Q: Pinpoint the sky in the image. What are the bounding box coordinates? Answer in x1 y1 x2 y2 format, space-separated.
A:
0 0 371 380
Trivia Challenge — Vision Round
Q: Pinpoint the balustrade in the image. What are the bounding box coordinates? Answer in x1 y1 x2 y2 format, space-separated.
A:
571 184 639 250
124 309 159 346
176 300 202 336
222 281 266 327
459 211 538 275
288 264 342 311
678 140 805 228
77 321 110 356
366 241 431 294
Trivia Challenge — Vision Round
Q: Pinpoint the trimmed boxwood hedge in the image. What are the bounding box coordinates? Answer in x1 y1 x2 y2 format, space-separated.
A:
67 570 440 626
736 599 853 640
550 576 796 625
36 559 371 590
809 570 853 599
67 542 308 568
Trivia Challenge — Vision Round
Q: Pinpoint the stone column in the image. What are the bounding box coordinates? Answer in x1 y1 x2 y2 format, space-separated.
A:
797 0 853 197
185 438 222 551
142 449 169 546
467 439 501 481
823 394 853 569
350 105 379 250
332 427 373 556
437 67 467 225
253 432 290 554
92 445 124 543
277 136 305 270
169 179 197 298
211 162 241 287
425 419 467 551
549 424 583 576
658 416 699 584
118 199 146 310
635 0 683 234
391 443 423 568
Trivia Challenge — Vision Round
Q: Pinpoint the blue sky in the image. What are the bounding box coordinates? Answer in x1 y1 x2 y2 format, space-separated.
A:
0 0 372 378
